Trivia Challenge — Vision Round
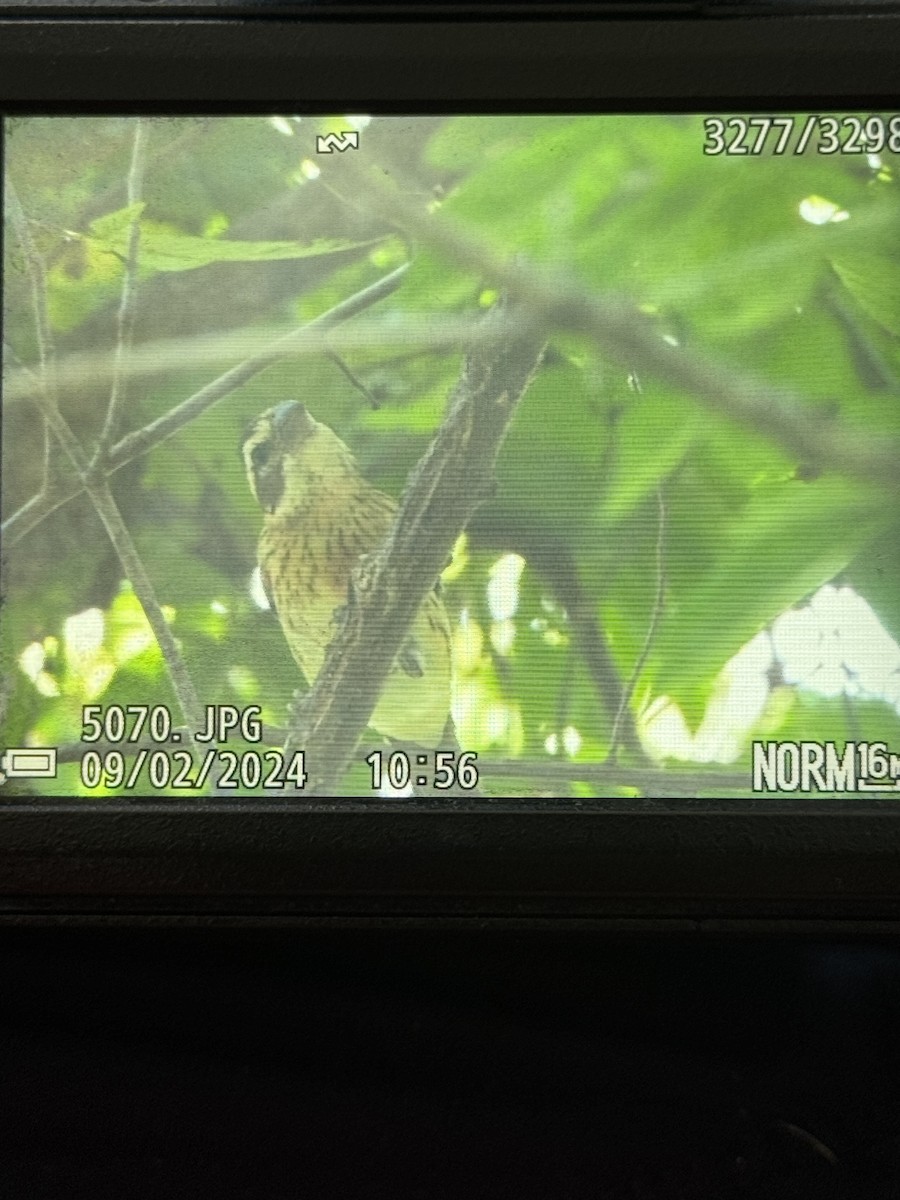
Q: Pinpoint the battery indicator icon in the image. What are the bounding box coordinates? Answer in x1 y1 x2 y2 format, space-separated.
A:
0 747 58 782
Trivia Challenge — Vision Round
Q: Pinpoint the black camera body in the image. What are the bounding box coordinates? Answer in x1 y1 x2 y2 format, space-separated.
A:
1 2 900 926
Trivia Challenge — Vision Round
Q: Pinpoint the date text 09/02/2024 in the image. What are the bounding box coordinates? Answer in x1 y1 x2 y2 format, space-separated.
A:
77 704 479 793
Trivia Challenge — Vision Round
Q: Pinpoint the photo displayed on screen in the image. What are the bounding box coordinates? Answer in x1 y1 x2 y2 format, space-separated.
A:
2 114 899 799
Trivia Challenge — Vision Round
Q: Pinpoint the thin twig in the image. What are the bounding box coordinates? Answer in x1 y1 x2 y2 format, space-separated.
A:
468 512 649 763
7 343 58 495
92 118 147 465
3 264 411 545
4 182 57 402
6 178 205 751
609 485 667 762
326 349 381 409
4 187 58 498
41 417 52 492
3 342 42 386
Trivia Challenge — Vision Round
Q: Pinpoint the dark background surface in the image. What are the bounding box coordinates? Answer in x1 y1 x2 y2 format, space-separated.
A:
3 924 900 1198
1 1 897 11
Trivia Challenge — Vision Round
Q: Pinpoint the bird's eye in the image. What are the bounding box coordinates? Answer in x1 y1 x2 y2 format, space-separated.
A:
250 441 272 469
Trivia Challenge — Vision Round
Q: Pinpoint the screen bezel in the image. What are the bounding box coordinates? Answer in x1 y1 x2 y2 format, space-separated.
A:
2 10 900 920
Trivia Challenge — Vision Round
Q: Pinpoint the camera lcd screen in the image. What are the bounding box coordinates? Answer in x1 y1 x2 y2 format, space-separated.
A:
3 112 900 801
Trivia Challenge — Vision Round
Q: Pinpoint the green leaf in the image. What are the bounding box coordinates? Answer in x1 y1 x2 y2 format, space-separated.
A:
843 522 900 646
86 203 385 273
602 386 703 519
494 359 614 533
831 251 900 338
651 474 885 725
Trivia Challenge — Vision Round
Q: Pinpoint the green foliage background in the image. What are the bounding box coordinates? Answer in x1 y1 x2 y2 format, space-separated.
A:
3 114 899 797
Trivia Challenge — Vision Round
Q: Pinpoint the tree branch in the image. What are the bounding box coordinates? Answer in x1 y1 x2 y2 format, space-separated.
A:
284 303 547 794
355 164 900 493
91 118 147 464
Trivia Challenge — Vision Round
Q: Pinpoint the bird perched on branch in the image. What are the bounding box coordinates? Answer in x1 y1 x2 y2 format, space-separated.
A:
241 400 453 747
